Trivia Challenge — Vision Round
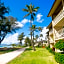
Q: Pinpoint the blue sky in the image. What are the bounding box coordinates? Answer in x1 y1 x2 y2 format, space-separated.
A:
1 0 55 44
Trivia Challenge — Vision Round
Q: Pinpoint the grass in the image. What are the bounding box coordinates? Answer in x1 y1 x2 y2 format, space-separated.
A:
0 48 20 54
8 47 58 64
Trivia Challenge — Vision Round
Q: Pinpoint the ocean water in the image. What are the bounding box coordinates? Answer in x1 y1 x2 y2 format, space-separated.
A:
0 45 12 48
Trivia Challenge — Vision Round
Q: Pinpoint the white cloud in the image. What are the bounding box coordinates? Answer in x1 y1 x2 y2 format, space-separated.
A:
15 21 24 28
36 13 44 23
40 27 49 40
39 19 44 23
2 33 27 45
2 33 19 44
21 19 29 24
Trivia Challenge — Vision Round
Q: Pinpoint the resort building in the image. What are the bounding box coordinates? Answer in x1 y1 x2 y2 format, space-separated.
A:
47 0 64 52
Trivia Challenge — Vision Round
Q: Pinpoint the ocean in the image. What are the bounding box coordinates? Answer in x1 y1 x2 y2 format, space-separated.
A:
0 44 12 48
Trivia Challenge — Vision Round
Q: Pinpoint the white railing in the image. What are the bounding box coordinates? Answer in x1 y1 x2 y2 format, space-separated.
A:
53 10 64 26
55 28 64 39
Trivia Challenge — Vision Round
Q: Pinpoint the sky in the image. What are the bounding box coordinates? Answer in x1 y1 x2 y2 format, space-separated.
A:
1 0 55 44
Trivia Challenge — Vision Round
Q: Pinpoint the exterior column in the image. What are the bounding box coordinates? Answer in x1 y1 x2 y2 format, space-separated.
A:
52 21 57 52
62 0 64 11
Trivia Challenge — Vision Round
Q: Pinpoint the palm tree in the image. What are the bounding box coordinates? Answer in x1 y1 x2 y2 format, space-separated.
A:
35 35 39 43
24 37 31 46
22 4 39 50
38 27 42 32
18 32 25 45
31 25 38 51
40 34 43 47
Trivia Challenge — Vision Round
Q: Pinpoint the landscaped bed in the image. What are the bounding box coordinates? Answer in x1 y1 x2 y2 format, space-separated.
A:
7 47 58 64
0 48 21 54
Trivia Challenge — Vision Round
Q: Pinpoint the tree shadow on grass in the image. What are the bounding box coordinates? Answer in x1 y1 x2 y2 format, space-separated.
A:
26 48 32 51
35 46 42 48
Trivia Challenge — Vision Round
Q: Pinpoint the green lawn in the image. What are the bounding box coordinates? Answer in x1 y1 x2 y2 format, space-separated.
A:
8 47 58 64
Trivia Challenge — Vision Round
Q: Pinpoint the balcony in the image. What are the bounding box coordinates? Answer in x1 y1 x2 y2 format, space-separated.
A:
53 10 64 27
55 28 64 40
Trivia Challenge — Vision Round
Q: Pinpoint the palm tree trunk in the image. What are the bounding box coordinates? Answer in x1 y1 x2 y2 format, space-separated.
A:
33 31 36 51
30 20 33 46
38 37 40 47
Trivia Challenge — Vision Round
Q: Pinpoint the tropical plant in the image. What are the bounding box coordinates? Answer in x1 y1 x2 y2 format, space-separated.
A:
0 16 19 44
37 27 42 47
18 32 25 45
35 35 39 43
54 40 64 52
22 3 39 50
40 34 43 46
24 37 31 46
31 25 38 51
54 40 64 64
55 53 64 64
0 1 9 44
0 1 20 44
38 27 42 32
0 0 9 19
11 44 16 48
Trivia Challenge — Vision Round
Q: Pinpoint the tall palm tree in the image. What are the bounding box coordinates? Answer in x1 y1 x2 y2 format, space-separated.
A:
22 4 39 50
18 32 25 45
31 25 38 51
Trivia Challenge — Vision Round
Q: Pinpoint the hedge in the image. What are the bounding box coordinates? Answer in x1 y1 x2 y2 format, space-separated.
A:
55 53 64 64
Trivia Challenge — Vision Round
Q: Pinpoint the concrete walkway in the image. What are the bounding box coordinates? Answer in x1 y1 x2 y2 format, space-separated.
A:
0 48 26 64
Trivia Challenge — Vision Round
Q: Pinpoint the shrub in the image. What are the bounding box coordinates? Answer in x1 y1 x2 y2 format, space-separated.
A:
55 40 64 64
11 44 16 48
46 46 55 55
55 53 64 64
54 40 64 51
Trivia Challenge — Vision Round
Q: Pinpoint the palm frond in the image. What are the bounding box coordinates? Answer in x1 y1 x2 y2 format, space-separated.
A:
23 13 30 18
33 7 39 12
22 9 28 12
33 13 36 16
32 5 34 9
35 7 39 9
26 5 30 10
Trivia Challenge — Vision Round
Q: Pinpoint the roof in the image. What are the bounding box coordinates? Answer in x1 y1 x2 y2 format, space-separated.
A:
47 0 62 17
47 22 52 29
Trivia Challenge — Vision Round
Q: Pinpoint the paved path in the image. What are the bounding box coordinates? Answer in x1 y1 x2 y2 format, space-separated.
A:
0 48 26 64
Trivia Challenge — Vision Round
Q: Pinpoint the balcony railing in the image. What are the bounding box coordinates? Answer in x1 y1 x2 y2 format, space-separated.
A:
53 10 64 26
55 28 64 39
